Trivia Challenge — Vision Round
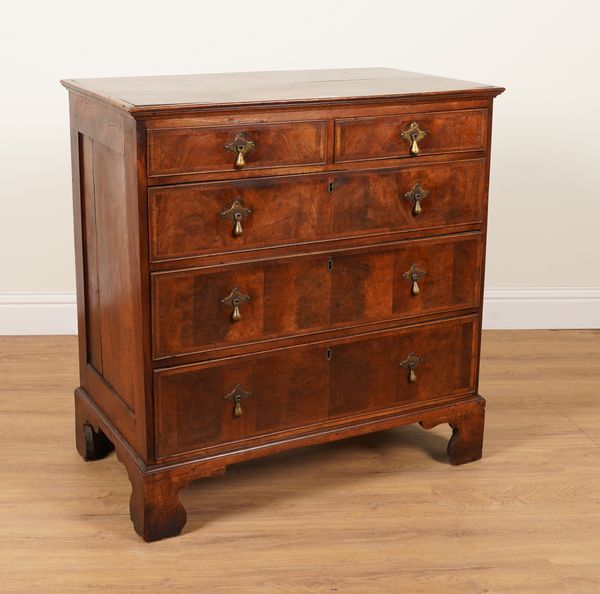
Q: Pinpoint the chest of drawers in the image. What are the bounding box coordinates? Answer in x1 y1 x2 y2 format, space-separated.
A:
62 68 503 541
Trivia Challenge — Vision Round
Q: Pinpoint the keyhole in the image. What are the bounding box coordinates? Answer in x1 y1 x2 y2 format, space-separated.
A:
326 347 332 360
327 257 333 272
328 181 335 193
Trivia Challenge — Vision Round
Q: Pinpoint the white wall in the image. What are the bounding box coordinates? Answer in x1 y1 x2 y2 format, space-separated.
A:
1 0 599 332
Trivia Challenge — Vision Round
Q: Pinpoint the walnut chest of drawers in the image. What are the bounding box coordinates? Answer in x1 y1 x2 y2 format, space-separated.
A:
62 68 504 541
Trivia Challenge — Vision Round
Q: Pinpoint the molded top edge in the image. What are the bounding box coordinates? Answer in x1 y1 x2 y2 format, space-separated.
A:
61 67 504 115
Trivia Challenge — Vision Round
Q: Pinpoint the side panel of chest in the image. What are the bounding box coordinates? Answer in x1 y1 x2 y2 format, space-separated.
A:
69 93 151 459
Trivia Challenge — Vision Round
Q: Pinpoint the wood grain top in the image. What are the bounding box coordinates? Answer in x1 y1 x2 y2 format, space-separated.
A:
61 68 504 114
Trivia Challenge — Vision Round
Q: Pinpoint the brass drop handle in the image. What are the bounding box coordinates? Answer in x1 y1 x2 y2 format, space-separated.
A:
234 215 243 236
403 183 429 216
399 353 423 383
236 151 246 169
234 398 243 416
232 393 243 416
221 199 252 237
402 264 427 296
223 384 253 417
232 302 241 322
221 287 251 322
401 121 427 156
409 135 419 156
409 366 417 383
224 132 255 169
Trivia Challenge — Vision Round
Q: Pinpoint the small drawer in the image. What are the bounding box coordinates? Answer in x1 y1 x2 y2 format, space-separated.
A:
154 315 478 459
151 233 482 359
147 120 327 177
149 159 486 262
335 109 487 163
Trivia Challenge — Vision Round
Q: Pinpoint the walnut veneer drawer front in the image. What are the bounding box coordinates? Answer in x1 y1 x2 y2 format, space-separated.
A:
154 315 478 459
152 233 482 359
335 109 487 163
147 120 327 177
149 159 486 262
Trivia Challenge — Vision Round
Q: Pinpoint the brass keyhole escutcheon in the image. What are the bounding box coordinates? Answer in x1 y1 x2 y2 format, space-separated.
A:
401 122 427 156
404 183 429 217
224 132 255 169
223 384 253 417
221 199 252 237
399 353 423 383
221 287 251 322
402 264 427 296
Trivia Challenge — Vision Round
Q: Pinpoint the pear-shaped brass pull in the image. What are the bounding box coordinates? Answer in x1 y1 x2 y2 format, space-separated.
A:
410 137 419 155
221 287 251 322
223 384 253 418
224 132 255 169
403 183 429 217
221 199 252 237
234 400 243 416
401 122 427 156
402 264 427 296
234 217 243 236
399 353 423 383
232 304 241 322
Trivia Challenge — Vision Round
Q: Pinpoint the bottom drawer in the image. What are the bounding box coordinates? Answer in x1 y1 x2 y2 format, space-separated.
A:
154 315 478 459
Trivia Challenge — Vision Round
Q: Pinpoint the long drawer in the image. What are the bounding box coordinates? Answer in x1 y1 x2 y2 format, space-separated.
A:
152 233 482 359
149 159 485 262
154 315 478 459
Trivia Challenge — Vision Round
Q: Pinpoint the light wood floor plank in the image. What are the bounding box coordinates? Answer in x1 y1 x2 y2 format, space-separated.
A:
0 331 599 593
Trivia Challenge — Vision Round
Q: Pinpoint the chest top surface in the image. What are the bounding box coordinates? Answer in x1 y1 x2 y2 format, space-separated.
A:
61 67 504 114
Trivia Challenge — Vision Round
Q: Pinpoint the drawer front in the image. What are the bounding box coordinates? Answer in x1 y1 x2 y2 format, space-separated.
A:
147 120 327 177
152 234 482 358
335 109 487 163
154 315 478 458
149 159 485 262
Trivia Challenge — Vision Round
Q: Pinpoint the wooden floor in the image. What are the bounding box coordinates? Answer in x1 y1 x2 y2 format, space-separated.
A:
1 331 599 593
